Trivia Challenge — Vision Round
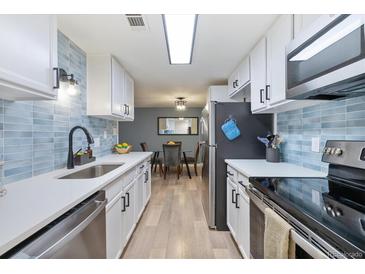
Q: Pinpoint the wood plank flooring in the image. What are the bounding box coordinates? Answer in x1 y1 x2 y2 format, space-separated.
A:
122 167 242 259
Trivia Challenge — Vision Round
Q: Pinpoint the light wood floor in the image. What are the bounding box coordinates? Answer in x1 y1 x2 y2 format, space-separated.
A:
122 167 242 259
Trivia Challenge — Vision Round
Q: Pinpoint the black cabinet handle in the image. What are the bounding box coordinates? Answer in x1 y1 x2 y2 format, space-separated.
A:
121 196 126 212
260 89 265 103
126 192 130 207
231 189 236 204
235 193 240 208
53 67 60 89
227 171 234 176
266 85 270 100
127 105 130 115
235 80 239 88
124 104 128 115
144 171 148 183
233 81 236 88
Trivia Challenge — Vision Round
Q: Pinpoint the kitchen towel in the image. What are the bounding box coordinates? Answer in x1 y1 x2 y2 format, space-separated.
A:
264 208 296 259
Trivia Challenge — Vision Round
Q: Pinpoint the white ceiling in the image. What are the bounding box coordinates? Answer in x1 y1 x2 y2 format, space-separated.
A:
57 14 278 107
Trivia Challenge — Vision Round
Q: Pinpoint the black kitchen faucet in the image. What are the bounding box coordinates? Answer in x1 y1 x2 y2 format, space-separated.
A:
67 126 94 169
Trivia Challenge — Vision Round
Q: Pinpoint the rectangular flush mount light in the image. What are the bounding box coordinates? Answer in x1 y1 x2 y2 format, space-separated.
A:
162 14 198 64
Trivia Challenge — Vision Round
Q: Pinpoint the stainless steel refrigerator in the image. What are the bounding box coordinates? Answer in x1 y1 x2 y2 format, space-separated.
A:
200 102 273 230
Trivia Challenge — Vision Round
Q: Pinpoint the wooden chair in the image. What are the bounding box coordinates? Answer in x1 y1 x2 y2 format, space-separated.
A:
140 142 163 176
181 142 201 176
162 143 181 180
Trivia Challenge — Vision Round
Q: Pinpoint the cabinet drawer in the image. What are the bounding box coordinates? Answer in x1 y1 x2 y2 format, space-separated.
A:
227 165 237 182
104 176 124 202
136 161 147 175
237 172 249 187
123 167 137 187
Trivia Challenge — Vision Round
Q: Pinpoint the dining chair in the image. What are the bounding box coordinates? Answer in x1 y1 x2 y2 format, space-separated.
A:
140 142 163 176
162 143 181 180
181 142 201 176
167 141 182 146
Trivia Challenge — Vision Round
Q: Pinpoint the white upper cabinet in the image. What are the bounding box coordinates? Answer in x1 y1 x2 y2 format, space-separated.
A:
293 14 324 38
250 15 318 113
266 14 293 106
123 72 135 121
87 54 134 121
111 58 125 117
250 37 267 112
228 56 250 97
0 15 58 100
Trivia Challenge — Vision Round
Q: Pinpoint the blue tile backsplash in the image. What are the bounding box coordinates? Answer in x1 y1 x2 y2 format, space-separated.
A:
0 31 118 184
277 96 365 173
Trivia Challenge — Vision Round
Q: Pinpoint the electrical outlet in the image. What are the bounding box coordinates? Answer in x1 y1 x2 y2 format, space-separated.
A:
113 127 118 135
312 190 320 206
94 137 100 148
103 131 107 139
311 137 320 152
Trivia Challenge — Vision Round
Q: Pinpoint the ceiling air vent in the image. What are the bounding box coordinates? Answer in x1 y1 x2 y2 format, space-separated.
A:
125 14 149 31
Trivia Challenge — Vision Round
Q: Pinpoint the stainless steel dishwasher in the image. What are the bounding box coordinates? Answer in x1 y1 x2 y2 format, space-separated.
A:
4 191 107 259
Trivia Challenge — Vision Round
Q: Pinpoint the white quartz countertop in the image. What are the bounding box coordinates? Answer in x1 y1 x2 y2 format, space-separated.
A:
0 152 152 256
225 159 326 178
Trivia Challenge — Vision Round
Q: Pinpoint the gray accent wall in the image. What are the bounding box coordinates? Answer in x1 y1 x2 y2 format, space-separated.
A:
118 108 202 155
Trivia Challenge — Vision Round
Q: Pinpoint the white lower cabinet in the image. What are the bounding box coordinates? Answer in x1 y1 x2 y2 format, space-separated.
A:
143 163 152 205
135 173 144 221
122 181 136 244
226 177 238 238
106 196 123 259
226 166 250 258
236 187 250 258
104 157 152 259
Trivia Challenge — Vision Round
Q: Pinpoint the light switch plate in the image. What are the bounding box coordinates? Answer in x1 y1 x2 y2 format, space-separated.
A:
311 137 320 152
94 137 100 148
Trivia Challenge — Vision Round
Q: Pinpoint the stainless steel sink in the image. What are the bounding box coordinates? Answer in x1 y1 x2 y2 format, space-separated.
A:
59 164 124 179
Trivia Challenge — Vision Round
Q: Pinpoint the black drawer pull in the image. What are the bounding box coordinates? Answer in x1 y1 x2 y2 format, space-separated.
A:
126 192 130 207
121 196 126 212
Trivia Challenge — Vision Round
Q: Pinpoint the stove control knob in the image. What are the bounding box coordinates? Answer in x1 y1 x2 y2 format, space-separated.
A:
326 205 333 212
334 208 343 217
330 148 337 155
324 147 331 155
334 148 343 156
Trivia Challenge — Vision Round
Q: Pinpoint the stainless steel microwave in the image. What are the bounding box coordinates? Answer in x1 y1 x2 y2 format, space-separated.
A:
286 14 365 100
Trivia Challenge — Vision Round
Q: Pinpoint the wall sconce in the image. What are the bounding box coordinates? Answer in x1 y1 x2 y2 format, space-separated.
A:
59 68 79 96
175 97 187 111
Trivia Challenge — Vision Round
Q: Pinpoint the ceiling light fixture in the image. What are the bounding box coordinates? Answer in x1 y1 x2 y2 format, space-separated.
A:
175 97 187 111
162 14 198 65
59 68 79 96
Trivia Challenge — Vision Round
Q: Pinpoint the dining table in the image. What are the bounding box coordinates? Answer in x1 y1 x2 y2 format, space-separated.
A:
152 149 192 179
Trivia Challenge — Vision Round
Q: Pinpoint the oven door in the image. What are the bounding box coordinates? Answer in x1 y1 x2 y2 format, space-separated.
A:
247 185 329 259
286 14 365 100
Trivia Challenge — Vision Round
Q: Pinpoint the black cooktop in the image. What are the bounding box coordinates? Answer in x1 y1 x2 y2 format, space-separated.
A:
249 176 365 258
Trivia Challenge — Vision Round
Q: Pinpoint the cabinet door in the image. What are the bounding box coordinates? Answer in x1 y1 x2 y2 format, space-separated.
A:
266 15 293 105
0 15 57 99
250 38 267 112
237 56 250 89
124 72 134 120
106 196 122 259
226 178 237 239
111 58 125 117
122 182 136 244
237 188 250 259
228 69 238 96
135 173 144 220
293 14 323 38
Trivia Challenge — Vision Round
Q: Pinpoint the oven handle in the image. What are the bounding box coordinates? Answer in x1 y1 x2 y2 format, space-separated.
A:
290 230 329 259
